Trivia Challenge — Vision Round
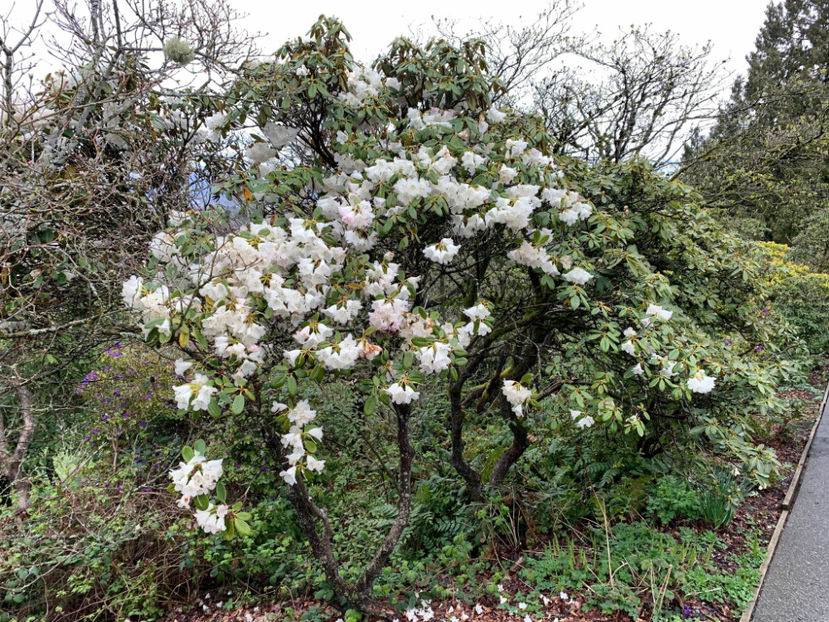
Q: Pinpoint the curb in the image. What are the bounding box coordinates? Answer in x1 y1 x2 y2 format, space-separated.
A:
740 380 829 622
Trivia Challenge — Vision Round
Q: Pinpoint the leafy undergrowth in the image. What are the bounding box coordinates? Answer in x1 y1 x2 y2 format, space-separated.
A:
148 366 827 622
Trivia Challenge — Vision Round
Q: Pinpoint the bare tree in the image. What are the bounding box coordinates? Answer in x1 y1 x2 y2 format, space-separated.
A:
534 27 729 167
0 0 256 508
431 8 727 169
430 1 580 106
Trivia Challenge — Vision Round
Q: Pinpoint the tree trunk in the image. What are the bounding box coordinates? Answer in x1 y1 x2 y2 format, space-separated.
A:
0 385 35 508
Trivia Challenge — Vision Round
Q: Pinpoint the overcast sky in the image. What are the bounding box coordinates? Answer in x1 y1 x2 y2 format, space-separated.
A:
233 0 771 82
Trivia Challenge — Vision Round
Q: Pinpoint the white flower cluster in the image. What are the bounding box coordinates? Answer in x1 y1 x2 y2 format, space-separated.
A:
170 452 223 505
128 97 603 491
570 409 595 429
423 238 460 264
277 400 325 486
195 503 229 534
618 304 718 394
173 373 218 411
337 68 400 107
502 380 532 417
385 381 420 405
687 370 716 393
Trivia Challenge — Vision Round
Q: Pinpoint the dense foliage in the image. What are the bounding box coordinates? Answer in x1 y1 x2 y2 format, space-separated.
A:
120 17 804 615
0 6 826 622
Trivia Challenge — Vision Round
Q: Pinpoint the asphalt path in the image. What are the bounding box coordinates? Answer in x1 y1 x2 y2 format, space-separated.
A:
752 395 829 622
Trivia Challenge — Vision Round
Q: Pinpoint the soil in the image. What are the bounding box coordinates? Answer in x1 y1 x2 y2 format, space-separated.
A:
160 367 828 622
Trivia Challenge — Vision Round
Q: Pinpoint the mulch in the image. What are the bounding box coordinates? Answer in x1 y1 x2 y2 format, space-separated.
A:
160 367 829 622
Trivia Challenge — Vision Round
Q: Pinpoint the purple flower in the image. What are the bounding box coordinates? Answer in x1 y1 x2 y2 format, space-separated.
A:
763 307 769 313
724 339 731 345
756 345 763 352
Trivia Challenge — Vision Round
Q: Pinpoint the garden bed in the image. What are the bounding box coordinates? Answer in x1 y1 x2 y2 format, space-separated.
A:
157 366 829 622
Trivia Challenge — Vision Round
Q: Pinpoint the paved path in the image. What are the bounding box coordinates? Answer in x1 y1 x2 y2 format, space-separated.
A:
752 394 829 622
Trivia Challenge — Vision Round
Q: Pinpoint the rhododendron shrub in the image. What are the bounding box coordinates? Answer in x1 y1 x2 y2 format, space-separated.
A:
124 18 801 612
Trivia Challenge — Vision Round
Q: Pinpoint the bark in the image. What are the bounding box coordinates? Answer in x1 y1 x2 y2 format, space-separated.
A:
449 384 482 502
356 403 414 597
488 397 530 488
0 385 35 508
258 397 415 616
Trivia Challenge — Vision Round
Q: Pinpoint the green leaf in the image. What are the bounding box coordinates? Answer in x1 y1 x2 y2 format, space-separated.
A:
182 446 194 462
364 394 378 416
215 482 227 503
208 398 221 418
231 394 245 414
194 439 206 455
287 375 298 396
410 336 434 347
194 494 209 511
234 518 252 537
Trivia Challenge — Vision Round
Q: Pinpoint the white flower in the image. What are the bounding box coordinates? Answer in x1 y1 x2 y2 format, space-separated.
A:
170 452 223 498
288 400 317 427
621 340 636 356
280 466 297 486
687 370 716 393
423 238 460 264
463 303 490 321
461 150 486 174
245 142 276 164
563 267 593 285
174 383 193 410
502 380 532 416
174 358 193 376
570 409 595 429
506 139 528 158
576 415 595 429
644 304 673 324
486 107 507 123
631 363 644 375
306 455 326 472
194 503 228 534
417 341 452 374
261 122 299 149
122 275 143 309
498 164 518 183
385 382 420 404
203 111 226 131
191 374 217 411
